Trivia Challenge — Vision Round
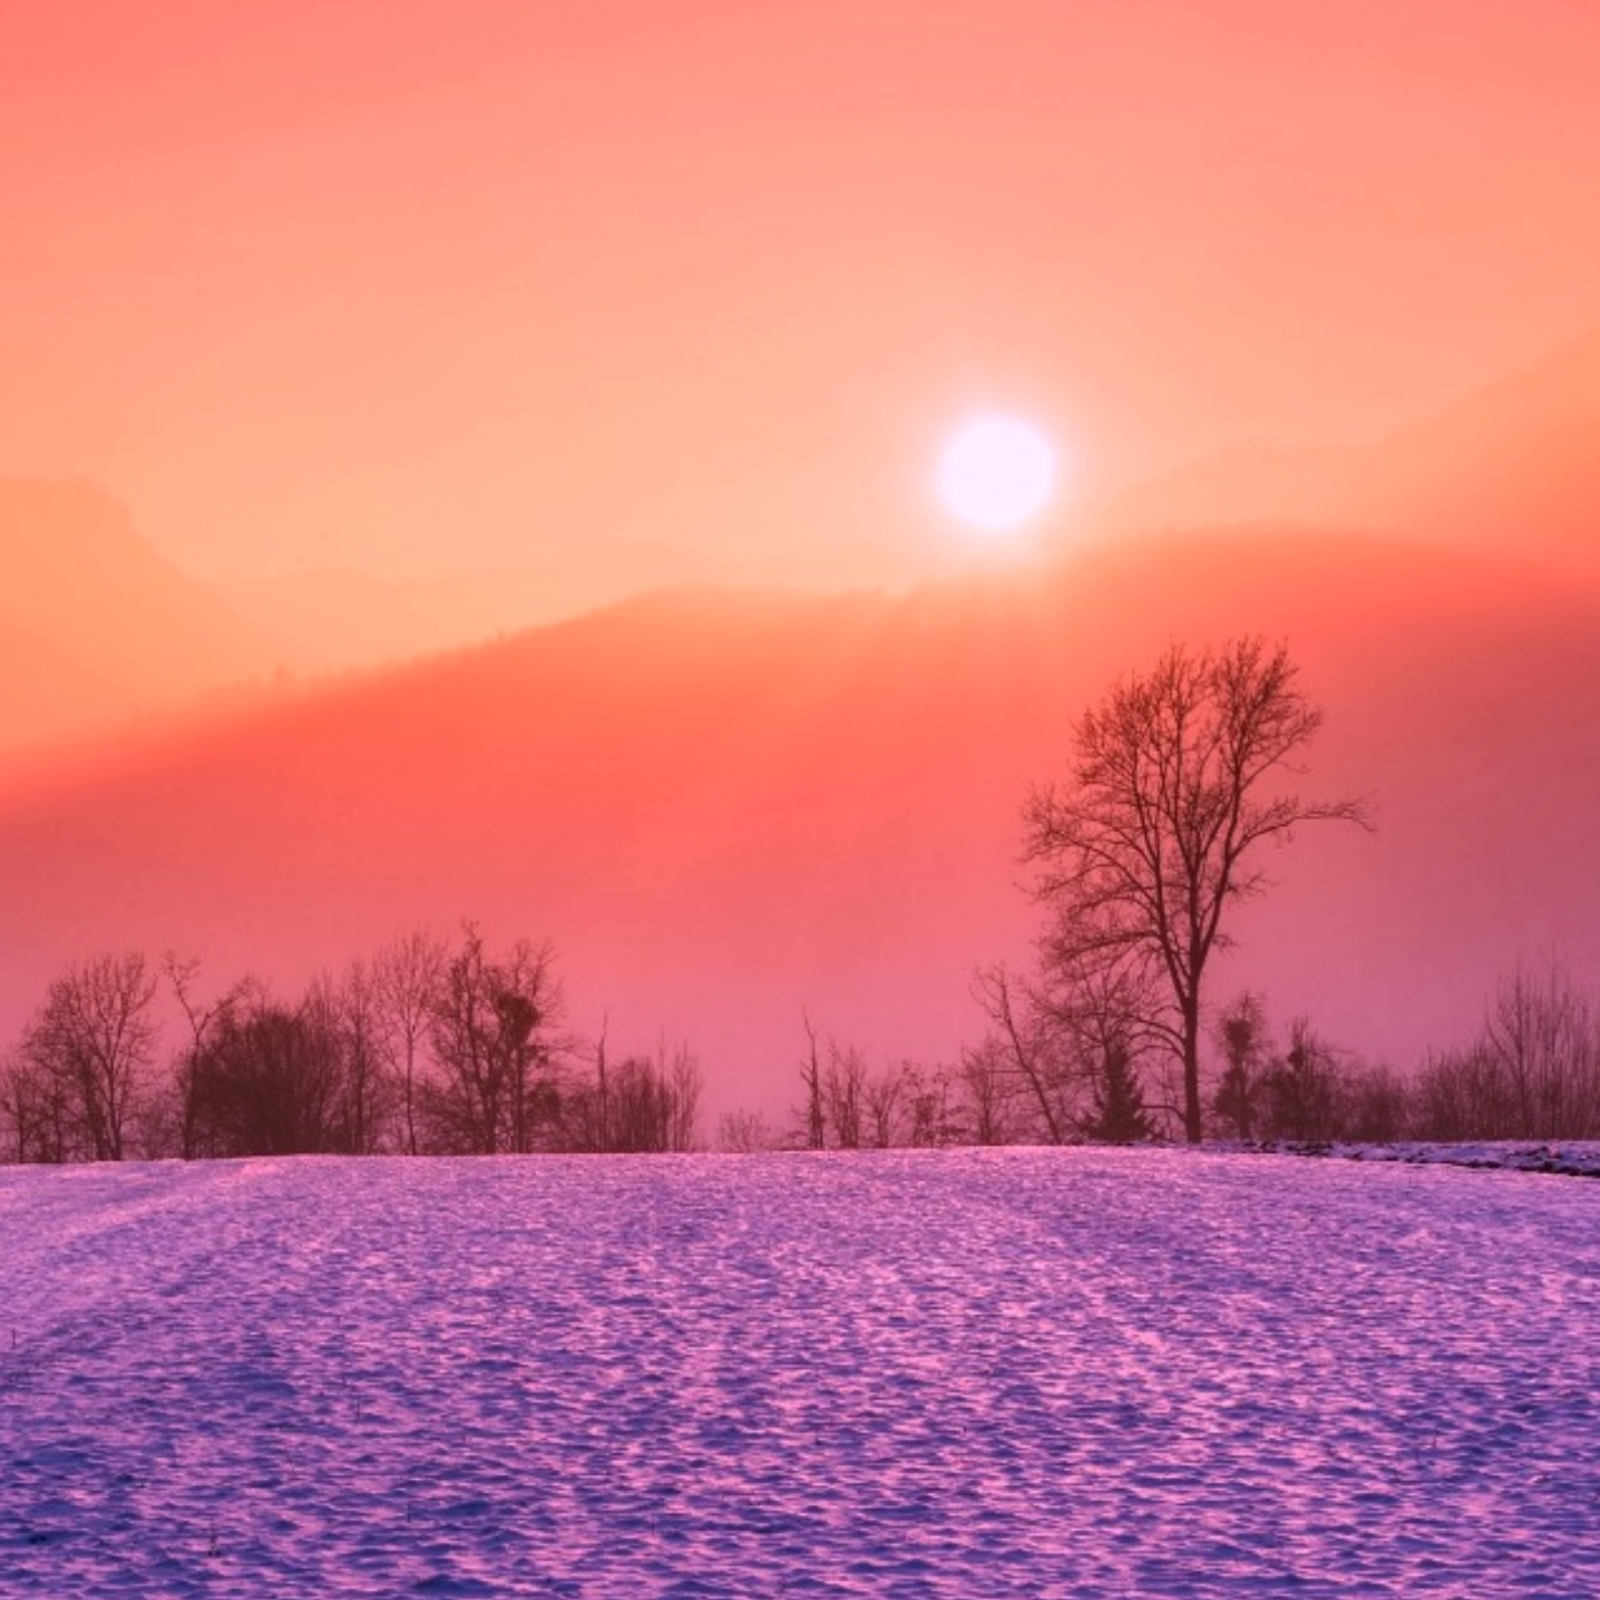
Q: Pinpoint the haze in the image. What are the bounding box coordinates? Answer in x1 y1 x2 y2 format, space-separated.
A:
4 1 1600 1124
7 2 1600 590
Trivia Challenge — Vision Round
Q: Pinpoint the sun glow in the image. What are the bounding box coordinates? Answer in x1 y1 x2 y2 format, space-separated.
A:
938 416 1057 533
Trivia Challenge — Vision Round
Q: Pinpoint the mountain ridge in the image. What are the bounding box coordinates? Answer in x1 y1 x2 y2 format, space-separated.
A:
1094 322 1600 568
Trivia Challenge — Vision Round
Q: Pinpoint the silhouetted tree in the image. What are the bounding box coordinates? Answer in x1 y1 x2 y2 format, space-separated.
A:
823 1042 868 1150
717 1106 774 1152
165 953 246 1160
1416 963 1600 1140
1078 1039 1156 1144
1259 1017 1345 1143
954 1036 1021 1146
322 960 394 1154
902 1061 958 1147
0 1051 73 1163
611 1054 672 1152
372 927 446 1156
426 924 563 1153
668 1042 702 1152
561 1039 701 1153
796 1014 826 1150
1023 638 1370 1142
18 950 159 1161
970 963 1073 1144
1342 1061 1412 1143
1211 991 1270 1140
187 985 349 1156
1478 961 1599 1138
863 1060 908 1148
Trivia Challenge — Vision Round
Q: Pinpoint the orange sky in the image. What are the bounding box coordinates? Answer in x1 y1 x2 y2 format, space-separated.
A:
6 1 1600 587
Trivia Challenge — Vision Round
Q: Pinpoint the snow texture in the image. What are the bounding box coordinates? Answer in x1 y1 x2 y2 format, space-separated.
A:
2 1148 1598 1598
1246 1140 1600 1180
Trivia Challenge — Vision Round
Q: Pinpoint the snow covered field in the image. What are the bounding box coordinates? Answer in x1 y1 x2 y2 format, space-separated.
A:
2 1149 1598 1599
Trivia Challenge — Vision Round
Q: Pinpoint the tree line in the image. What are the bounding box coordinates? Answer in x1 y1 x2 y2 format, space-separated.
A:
918 964 1600 1152
0 924 701 1164
7 635 1597 1163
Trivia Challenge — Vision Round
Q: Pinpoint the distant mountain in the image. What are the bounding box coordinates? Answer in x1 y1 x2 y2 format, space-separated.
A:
0 479 272 752
2 528 1596 1116
220 543 709 676
1097 325 1600 570
221 532 934 678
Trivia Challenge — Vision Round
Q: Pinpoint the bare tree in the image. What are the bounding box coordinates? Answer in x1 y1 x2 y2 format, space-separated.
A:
1211 991 1270 1140
1258 1017 1345 1143
901 1061 957 1147
372 927 446 1156
1417 963 1600 1140
1023 638 1370 1142
796 1014 826 1150
823 1042 867 1150
427 924 563 1154
667 1043 702 1152
1479 961 1599 1139
591 1015 614 1153
187 985 349 1156
562 1039 701 1153
717 1106 774 1152
19 950 159 1161
1 1050 72 1163
164 953 246 1160
955 1037 1022 1146
970 964 1073 1143
1342 1061 1411 1143
863 1060 907 1148
1415 1044 1502 1142
325 960 394 1154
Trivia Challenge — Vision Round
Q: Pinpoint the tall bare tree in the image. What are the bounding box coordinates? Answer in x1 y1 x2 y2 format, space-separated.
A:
1417 963 1600 1140
823 1042 867 1150
325 960 393 1154
1478 961 1600 1139
954 1036 1021 1146
20 951 159 1161
427 924 563 1154
1259 1017 1346 1143
372 928 446 1156
1211 990 1270 1140
970 963 1072 1144
164 953 247 1159
796 1014 826 1151
667 1042 703 1152
566 1041 702 1153
1 1050 72 1163
1023 638 1370 1142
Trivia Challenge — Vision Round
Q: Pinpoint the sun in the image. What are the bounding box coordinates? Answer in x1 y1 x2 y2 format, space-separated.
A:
938 415 1057 532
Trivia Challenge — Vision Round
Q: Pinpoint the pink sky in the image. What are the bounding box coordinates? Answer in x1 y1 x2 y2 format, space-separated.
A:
6 1 1600 586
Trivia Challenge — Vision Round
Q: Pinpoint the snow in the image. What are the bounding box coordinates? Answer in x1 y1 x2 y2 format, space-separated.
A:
1245 1140 1600 1180
2 1148 1598 1598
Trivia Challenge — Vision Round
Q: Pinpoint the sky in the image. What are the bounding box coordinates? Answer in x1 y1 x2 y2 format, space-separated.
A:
6 1 1600 587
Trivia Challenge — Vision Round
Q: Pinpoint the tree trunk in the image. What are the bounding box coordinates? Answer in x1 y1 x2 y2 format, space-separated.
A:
1183 1004 1203 1143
